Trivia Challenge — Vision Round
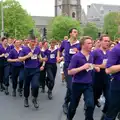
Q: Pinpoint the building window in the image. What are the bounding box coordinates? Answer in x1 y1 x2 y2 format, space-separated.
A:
72 12 76 18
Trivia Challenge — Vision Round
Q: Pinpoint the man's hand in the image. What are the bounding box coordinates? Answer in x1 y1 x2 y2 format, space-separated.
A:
40 66 44 71
1 53 5 57
82 63 91 70
27 52 33 58
57 57 61 63
15 59 20 62
73 48 79 53
94 66 100 72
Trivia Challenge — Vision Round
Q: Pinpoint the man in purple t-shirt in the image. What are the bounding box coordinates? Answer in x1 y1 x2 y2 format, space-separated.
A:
19 36 46 109
104 43 120 120
0 37 11 95
66 36 100 120
8 40 24 97
57 28 80 114
92 34 111 119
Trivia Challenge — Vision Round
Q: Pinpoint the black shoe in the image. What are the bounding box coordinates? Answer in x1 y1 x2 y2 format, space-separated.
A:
5 87 9 95
12 90 16 97
48 91 53 100
17 88 20 92
41 89 45 93
0 86 3 92
19 89 22 97
2 84 5 90
24 98 29 107
0 84 5 92
63 103 68 114
32 98 39 108
96 101 101 108
117 112 120 120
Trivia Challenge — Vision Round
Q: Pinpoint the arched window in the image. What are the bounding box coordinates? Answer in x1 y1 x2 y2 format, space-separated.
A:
72 12 76 18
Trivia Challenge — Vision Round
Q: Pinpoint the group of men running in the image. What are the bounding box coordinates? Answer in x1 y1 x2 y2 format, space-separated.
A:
0 28 120 120
0 35 58 108
57 28 120 120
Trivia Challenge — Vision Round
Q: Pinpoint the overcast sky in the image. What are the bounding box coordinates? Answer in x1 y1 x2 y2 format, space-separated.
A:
18 0 120 16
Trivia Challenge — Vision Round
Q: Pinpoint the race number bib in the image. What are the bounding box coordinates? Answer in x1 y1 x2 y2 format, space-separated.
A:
69 48 76 54
31 54 37 60
50 54 55 59
103 59 108 64
86 64 94 72
5 53 9 58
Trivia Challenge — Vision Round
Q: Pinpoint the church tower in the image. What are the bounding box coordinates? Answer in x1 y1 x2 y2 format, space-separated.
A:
55 0 81 21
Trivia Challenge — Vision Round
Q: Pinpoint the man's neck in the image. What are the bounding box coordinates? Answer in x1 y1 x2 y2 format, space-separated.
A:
95 46 100 49
69 38 77 44
50 47 55 50
81 49 89 56
15 46 20 50
42 47 47 51
28 44 35 50
100 46 107 52
8 43 12 46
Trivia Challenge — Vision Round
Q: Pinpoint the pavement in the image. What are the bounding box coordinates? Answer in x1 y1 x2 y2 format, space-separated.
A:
0 66 103 120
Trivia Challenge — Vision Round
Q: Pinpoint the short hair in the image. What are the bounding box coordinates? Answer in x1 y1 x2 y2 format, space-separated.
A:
50 40 56 44
80 36 92 46
111 42 116 46
99 34 109 41
1 37 7 42
68 28 77 35
115 40 119 44
64 36 68 39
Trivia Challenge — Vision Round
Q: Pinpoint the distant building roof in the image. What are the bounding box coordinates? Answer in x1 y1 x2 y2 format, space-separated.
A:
88 3 120 16
94 3 120 11
32 16 54 26
87 3 120 27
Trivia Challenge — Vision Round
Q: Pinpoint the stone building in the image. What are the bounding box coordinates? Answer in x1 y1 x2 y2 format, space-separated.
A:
87 3 120 27
55 0 81 21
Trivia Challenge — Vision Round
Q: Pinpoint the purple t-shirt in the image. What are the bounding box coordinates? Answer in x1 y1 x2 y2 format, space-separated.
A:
106 43 120 90
106 43 120 80
59 40 80 65
92 49 109 65
19 46 41 68
68 52 93 84
8 48 23 67
44 48 58 64
0 45 11 66
91 49 103 64
8 44 14 50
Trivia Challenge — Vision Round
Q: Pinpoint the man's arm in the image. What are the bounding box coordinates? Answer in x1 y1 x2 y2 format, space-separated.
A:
105 48 119 74
106 65 120 74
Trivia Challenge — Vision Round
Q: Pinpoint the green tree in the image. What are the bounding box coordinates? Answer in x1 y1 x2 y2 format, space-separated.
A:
47 16 82 41
83 22 98 40
103 12 120 40
0 0 39 39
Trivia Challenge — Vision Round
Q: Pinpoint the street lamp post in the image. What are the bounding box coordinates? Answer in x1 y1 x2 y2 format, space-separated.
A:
1 0 4 37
